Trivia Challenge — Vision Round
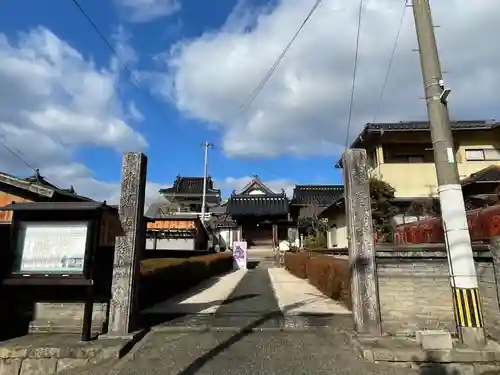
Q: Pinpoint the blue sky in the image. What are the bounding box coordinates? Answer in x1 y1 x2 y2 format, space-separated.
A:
0 0 497 204
0 0 345 202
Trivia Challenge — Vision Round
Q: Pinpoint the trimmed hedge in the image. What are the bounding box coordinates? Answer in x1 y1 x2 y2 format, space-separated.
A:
285 252 352 310
139 253 233 309
284 251 309 279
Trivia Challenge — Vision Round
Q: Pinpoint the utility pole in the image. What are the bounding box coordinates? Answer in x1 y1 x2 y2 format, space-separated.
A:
412 0 485 346
201 141 214 221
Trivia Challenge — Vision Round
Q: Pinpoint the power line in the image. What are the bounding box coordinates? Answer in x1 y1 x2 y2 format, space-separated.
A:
70 0 141 87
238 0 323 114
344 0 365 149
0 137 37 172
372 0 408 123
223 0 324 185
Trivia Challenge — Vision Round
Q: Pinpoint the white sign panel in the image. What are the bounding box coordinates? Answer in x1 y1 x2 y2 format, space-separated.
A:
232 241 248 270
15 221 88 274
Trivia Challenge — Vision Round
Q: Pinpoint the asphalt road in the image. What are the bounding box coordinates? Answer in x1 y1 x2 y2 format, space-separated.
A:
97 330 420 375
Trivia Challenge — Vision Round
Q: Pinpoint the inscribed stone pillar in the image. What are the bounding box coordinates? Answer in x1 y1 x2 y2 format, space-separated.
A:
343 148 382 336
107 152 147 336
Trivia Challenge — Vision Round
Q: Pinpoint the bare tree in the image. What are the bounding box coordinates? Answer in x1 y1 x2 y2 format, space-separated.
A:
296 204 329 248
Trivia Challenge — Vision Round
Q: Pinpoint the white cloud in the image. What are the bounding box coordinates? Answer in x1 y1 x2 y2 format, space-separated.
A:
111 25 138 66
116 0 180 23
40 163 169 209
219 176 295 198
0 27 155 202
154 0 500 157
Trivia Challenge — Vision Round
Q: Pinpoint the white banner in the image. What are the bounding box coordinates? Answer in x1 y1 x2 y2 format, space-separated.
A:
232 241 248 270
16 221 88 274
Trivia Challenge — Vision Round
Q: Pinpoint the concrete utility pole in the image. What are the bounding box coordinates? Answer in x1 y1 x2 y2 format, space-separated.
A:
201 141 214 221
412 0 485 346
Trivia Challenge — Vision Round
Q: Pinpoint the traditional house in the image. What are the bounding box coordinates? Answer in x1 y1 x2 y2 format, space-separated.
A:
287 184 344 247
144 194 211 251
209 208 238 251
158 176 221 215
339 120 500 198
224 176 290 249
461 165 500 209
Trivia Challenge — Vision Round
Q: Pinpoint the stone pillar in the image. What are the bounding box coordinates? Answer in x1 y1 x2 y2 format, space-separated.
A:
490 237 500 313
343 148 382 336
106 152 147 337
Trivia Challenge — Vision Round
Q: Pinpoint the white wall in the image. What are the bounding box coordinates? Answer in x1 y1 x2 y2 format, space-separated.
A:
218 229 234 249
146 238 195 250
327 213 348 248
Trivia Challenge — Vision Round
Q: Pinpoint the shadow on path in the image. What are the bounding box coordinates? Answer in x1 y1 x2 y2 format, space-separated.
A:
139 293 259 328
175 300 315 375
138 262 353 375
413 353 499 375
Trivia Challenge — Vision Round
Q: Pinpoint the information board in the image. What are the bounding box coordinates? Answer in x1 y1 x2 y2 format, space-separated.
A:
232 241 248 270
15 221 89 274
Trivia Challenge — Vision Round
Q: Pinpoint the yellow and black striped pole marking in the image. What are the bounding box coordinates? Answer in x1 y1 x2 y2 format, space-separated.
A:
453 287 484 328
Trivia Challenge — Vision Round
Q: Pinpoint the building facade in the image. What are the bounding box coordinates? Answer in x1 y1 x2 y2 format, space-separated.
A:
158 176 221 215
341 120 500 198
290 185 344 247
225 177 290 249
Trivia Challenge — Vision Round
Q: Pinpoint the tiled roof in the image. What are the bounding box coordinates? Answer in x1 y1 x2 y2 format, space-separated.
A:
0 170 93 202
5 201 113 212
237 176 275 195
337 120 500 167
160 176 221 196
362 120 499 133
462 165 500 185
209 204 227 215
145 197 174 218
292 185 344 206
227 195 289 216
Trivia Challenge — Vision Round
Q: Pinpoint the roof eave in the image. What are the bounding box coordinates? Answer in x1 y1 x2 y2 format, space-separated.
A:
0 173 55 198
338 121 500 167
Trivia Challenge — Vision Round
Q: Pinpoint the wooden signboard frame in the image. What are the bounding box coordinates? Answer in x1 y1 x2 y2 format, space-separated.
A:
1 202 118 341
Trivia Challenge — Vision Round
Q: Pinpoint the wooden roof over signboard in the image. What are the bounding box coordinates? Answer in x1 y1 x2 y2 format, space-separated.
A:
0 170 93 202
4 201 113 212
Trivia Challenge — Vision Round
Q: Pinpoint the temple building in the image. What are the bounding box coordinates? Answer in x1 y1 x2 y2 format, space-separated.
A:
144 176 221 251
218 176 291 249
289 185 345 245
290 184 344 222
157 176 221 214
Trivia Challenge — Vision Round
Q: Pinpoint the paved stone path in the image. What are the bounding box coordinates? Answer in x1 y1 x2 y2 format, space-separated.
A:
269 267 352 316
66 258 420 375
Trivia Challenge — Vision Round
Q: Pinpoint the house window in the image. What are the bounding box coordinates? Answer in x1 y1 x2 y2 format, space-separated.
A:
465 149 500 161
387 155 424 163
